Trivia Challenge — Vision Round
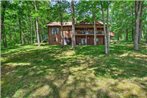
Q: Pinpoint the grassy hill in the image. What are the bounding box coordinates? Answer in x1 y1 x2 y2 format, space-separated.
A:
1 42 147 98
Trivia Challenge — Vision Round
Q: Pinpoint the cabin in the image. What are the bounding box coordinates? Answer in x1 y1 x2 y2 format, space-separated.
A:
47 21 105 45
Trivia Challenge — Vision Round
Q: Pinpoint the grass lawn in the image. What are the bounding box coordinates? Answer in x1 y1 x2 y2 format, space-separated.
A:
1 42 147 98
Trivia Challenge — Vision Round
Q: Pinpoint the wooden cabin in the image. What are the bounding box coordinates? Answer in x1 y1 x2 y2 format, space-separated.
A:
47 21 105 45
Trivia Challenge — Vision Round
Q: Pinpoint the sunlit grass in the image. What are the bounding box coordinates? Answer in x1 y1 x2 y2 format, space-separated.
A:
1 42 147 98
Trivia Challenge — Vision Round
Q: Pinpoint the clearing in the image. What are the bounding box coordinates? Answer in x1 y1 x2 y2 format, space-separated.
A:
1 42 147 98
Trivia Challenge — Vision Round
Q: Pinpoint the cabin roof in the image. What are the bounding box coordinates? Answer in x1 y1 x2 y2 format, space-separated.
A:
47 22 72 26
77 21 103 25
47 21 103 27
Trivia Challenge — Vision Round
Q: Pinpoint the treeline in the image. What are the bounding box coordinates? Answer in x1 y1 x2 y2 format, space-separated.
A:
1 0 147 52
1 1 51 47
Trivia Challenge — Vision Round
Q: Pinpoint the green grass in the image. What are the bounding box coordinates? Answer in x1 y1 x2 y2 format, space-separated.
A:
1 42 147 98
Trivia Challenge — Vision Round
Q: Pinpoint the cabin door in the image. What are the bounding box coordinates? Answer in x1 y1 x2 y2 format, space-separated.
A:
87 36 94 45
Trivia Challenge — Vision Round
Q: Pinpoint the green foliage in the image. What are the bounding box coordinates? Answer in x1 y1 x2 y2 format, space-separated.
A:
110 1 135 41
76 0 101 22
100 1 110 9
1 0 147 48
1 1 52 48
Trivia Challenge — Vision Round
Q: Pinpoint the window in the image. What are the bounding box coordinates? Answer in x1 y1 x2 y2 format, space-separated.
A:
51 27 59 35
97 31 102 34
81 38 87 45
96 38 99 42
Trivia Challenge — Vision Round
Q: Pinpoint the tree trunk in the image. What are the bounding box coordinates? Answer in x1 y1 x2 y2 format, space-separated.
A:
35 18 40 46
134 16 140 50
138 2 143 44
146 34 147 43
58 1 64 47
18 9 24 45
39 25 42 42
132 28 134 41
34 1 40 46
126 29 128 41
1 1 8 48
138 16 142 43
117 33 120 41
30 17 33 44
134 1 143 50
92 2 97 45
93 15 97 45
71 0 76 48
106 6 110 54
102 7 108 55
60 17 64 47
34 20 36 43
132 2 134 41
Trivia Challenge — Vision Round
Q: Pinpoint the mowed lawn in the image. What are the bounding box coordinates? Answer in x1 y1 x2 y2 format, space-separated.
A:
1 42 147 98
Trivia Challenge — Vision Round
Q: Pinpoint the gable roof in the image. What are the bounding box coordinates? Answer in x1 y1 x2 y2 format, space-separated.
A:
47 22 72 26
47 21 103 27
77 21 103 25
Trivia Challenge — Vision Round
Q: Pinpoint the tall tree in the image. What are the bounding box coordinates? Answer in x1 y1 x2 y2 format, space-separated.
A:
138 2 143 43
1 1 9 48
134 1 143 50
106 3 110 54
58 1 64 47
1 1 52 48
92 1 97 45
18 1 24 45
143 1 147 43
34 0 40 46
71 0 76 48
52 0 70 47
111 1 134 41
76 1 100 45
101 1 110 55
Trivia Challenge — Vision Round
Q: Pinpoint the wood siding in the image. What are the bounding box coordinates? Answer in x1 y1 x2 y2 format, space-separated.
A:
75 35 104 45
48 24 105 45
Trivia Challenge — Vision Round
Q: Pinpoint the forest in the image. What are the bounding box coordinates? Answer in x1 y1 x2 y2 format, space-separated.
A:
1 0 147 50
1 0 147 98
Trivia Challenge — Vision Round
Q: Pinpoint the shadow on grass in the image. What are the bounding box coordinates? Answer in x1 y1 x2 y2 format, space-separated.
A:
1 43 147 98
74 44 147 79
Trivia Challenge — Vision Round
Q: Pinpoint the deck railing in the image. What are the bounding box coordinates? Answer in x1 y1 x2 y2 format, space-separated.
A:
75 31 104 35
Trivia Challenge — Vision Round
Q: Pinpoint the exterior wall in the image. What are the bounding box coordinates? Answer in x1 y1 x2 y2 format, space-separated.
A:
48 26 72 45
75 35 104 45
48 26 105 45
97 35 104 45
48 26 61 45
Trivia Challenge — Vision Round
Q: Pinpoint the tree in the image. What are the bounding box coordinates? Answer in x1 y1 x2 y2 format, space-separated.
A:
71 0 76 48
1 1 52 47
2 0 146 51
51 0 70 47
111 1 135 41
106 3 110 54
76 0 100 45
58 1 64 47
91 1 98 45
18 1 24 45
1 1 9 48
134 1 143 50
101 1 110 55
142 1 147 43
34 0 40 46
